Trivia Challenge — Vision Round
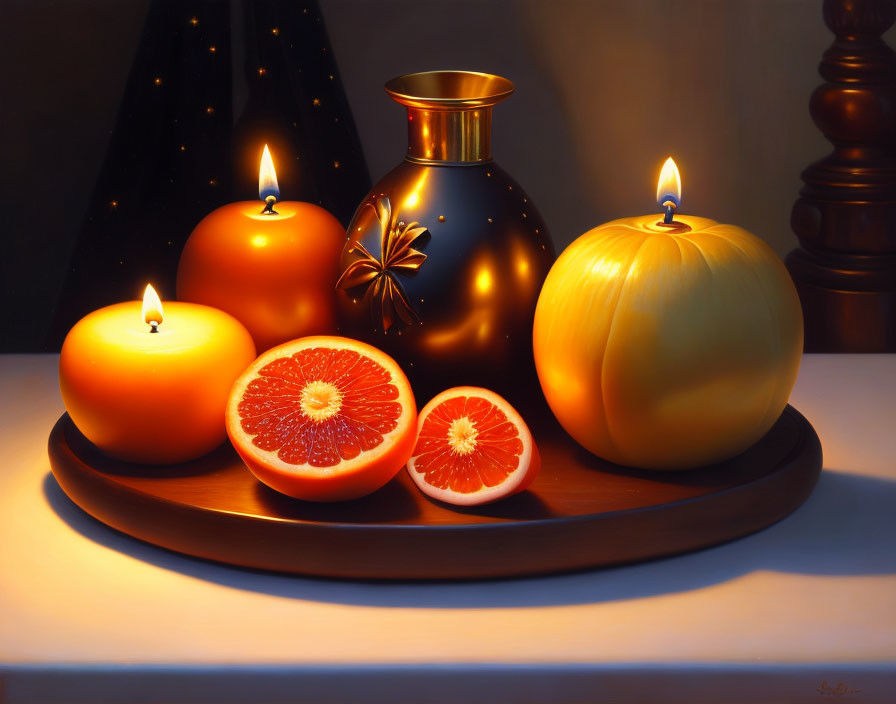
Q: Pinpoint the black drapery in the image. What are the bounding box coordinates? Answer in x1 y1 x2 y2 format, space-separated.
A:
46 0 370 349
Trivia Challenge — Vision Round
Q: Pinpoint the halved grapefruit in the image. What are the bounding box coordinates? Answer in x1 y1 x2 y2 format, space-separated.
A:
407 387 540 506
226 336 417 502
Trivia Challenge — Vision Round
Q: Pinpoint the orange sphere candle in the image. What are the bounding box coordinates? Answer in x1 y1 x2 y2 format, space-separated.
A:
59 285 256 464
177 145 346 352
534 158 803 470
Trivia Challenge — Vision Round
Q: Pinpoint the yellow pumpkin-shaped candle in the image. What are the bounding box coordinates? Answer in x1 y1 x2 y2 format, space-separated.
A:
533 159 803 469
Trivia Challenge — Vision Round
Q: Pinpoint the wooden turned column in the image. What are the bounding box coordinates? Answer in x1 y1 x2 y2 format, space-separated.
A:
787 0 896 351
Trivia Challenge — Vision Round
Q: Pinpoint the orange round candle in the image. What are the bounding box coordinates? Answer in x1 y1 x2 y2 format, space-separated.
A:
533 158 803 469
59 286 256 464
177 145 345 352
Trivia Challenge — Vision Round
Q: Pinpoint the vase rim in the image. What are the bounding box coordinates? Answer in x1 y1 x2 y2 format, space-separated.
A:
385 70 514 109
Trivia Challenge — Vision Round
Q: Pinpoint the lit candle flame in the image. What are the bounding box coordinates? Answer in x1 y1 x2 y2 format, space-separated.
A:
656 156 681 210
142 284 163 330
258 144 280 203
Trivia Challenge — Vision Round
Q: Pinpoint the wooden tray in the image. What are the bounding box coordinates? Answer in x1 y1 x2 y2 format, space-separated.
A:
48 406 822 580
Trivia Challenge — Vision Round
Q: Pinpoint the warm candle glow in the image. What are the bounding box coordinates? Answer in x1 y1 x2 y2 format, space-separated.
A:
475 266 493 295
142 284 164 328
402 169 429 210
656 157 682 209
258 144 280 202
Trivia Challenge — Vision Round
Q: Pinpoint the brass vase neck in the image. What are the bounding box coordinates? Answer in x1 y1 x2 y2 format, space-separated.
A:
385 71 514 164
405 106 492 163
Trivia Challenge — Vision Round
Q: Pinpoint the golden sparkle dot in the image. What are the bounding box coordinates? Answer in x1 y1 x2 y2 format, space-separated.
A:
328 74 334 80
109 200 118 209
209 45 216 53
312 98 321 106
487 218 493 223
486 172 492 177
209 179 216 185
257 67 267 76
438 215 445 222
303 7 309 13
508 185 513 190
522 213 528 218
535 228 540 234
206 106 214 114
271 27 280 35
179 145 185 151
333 160 341 168
189 17 198 27
153 77 162 86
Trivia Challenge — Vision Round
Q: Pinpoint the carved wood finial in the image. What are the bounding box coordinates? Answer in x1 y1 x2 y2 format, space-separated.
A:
787 0 896 351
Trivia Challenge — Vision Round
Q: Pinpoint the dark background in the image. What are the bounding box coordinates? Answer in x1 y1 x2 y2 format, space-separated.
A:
3 0 893 352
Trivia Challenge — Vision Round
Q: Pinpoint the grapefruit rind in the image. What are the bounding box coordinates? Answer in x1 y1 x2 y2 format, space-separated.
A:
407 386 540 506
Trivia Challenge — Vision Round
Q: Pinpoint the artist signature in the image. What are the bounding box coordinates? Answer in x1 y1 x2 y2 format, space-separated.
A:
817 680 861 696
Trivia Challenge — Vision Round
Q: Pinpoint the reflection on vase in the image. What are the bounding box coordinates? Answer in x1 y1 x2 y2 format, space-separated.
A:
336 71 555 404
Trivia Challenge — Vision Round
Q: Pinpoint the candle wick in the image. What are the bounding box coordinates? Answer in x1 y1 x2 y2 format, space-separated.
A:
663 202 676 224
261 195 279 215
149 321 160 333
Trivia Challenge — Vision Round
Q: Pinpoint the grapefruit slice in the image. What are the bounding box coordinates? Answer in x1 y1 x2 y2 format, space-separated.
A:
407 387 540 506
226 336 416 502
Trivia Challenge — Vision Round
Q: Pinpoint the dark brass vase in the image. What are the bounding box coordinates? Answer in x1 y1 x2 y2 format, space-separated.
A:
335 71 555 403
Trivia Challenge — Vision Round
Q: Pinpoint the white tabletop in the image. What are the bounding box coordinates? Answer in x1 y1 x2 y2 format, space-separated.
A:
0 353 894 703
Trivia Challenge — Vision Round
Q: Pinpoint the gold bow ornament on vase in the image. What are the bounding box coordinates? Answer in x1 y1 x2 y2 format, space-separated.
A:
336 197 429 331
